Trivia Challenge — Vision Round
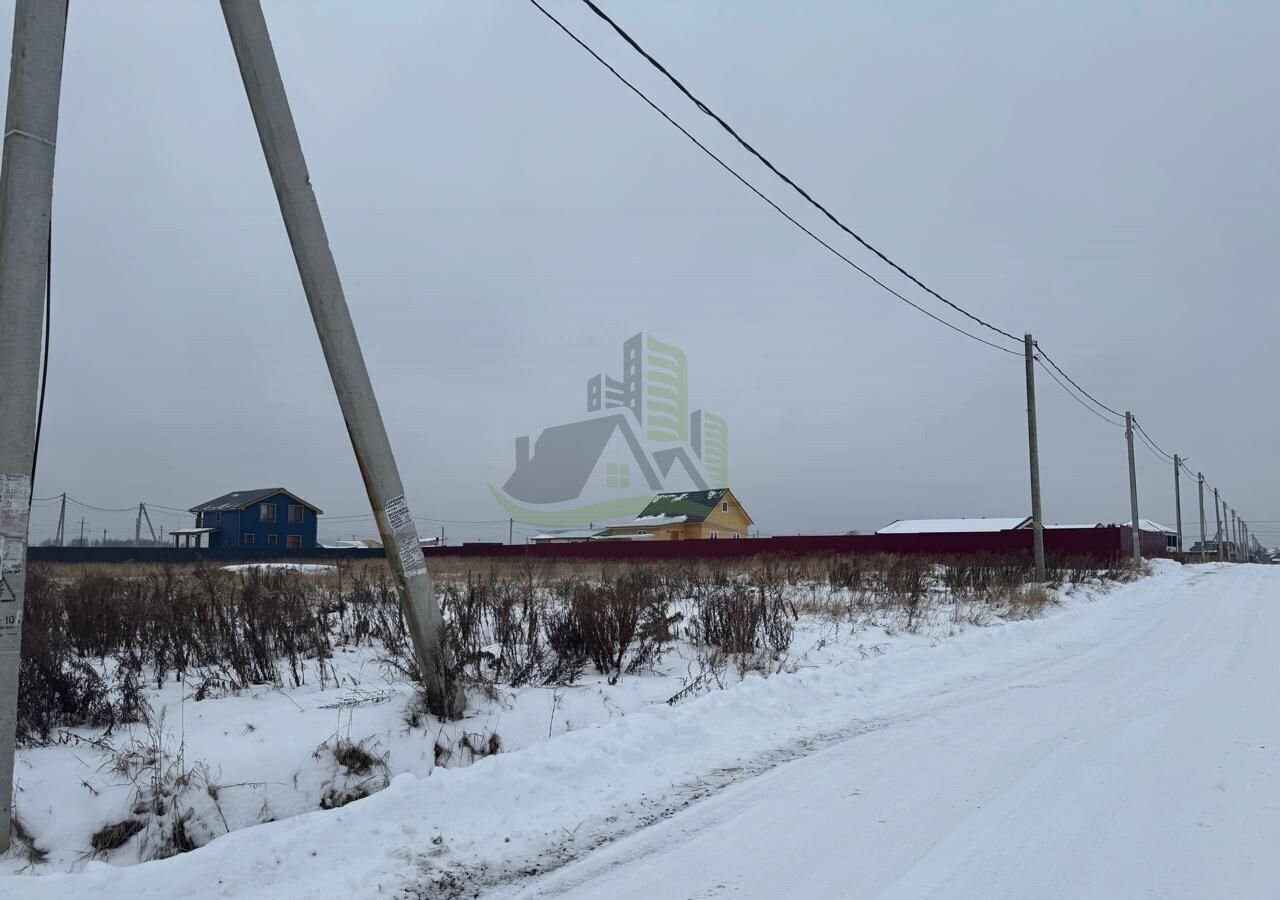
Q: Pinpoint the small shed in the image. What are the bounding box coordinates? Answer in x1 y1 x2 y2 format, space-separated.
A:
185 488 323 551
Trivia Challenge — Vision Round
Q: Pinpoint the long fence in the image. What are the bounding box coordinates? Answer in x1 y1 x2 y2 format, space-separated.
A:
28 526 1165 566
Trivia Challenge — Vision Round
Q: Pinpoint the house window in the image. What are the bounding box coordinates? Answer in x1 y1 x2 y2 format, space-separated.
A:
267 534 278 546
243 533 256 545
287 535 302 550
287 504 304 524
722 501 729 512
732 532 741 539
710 531 719 539
214 511 222 523
606 463 630 489
259 503 277 523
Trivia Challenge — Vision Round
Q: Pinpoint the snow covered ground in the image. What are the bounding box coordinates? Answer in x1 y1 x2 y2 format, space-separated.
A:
8 561 1268 899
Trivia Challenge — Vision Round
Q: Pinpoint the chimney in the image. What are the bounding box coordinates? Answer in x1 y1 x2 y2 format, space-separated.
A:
516 435 530 469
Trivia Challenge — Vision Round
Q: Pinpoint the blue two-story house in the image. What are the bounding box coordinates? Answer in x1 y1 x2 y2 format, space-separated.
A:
173 488 322 551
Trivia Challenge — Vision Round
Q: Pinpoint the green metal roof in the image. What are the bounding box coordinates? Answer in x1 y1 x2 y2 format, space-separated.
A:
634 489 729 524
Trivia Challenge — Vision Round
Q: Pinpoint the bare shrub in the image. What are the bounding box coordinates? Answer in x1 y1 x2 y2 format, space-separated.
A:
573 568 670 684
1004 584 1054 619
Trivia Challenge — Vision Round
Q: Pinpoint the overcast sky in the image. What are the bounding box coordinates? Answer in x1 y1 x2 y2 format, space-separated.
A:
8 1 1279 545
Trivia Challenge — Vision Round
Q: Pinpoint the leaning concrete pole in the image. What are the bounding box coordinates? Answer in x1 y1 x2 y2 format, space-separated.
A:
0 0 66 853
220 1 461 719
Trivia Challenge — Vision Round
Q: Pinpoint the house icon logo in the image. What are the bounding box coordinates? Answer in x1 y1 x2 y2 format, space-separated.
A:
490 333 728 527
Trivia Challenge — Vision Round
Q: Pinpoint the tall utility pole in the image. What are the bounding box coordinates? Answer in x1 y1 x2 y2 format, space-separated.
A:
135 503 143 547
1231 509 1238 561
1124 412 1141 564
1196 473 1206 563
54 491 65 546
78 517 85 547
0 0 67 854
1172 454 1183 555
508 517 513 546
221 0 460 718
1023 334 1046 580
1213 488 1222 561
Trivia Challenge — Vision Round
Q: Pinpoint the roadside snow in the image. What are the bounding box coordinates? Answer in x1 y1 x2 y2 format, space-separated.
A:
2 566 1162 898
220 563 337 574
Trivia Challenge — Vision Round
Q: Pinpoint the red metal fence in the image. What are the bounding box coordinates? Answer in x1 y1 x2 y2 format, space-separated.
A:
29 527 1164 566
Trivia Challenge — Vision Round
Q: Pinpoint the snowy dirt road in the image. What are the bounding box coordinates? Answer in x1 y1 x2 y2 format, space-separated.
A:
498 564 1280 900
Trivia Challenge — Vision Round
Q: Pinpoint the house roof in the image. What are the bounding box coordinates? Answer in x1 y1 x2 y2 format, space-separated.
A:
190 488 323 514
1120 519 1176 534
876 517 1031 535
632 489 730 525
502 414 661 505
530 528 608 542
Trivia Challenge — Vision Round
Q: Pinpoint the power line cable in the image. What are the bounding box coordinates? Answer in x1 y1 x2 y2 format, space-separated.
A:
575 0 1022 346
30 223 52 490
1133 418 1175 463
543 1 1244 516
65 496 136 513
526 0 1020 356
1034 358 1123 428
1035 345 1126 421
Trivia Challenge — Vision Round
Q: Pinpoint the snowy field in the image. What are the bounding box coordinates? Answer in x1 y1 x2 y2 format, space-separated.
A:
2 557 1178 898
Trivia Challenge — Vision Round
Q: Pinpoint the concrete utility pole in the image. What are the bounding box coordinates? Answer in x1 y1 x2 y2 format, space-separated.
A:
508 517 513 546
135 503 143 547
1213 488 1222 561
1023 335 1046 580
0 0 67 854
220 0 461 718
1172 454 1183 555
1197 473 1206 563
78 517 84 547
1231 509 1238 561
1124 412 1141 564
55 491 65 546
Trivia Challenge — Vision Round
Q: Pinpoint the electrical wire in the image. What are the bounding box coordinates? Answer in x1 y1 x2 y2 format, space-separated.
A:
559 1 1242 508
526 0 1020 356
1034 358 1123 428
1134 428 1173 465
65 496 137 513
575 0 1022 347
1133 419 1175 463
1034 345 1126 421
29 224 52 492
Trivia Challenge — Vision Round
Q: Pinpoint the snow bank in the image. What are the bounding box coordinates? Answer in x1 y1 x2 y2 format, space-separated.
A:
220 563 337 574
3 566 1179 899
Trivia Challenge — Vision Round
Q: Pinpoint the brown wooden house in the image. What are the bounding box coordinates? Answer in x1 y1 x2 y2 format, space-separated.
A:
605 489 752 541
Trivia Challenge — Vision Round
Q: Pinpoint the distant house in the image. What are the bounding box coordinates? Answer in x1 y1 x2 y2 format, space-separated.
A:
1120 519 1178 554
605 489 752 541
529 528 609 545
172 488 322 551
876 517 1031 535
